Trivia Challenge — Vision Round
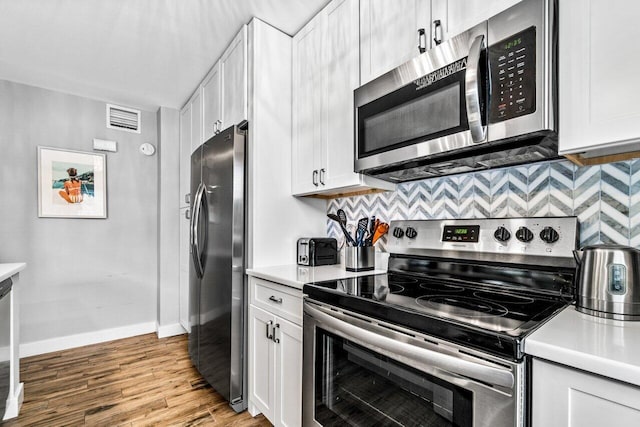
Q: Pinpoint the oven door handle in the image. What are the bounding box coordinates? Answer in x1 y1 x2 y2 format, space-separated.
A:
465 34 487 143
304 302 514 389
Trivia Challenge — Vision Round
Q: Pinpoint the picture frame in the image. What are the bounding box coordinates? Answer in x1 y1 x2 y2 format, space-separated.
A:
37 146 107 218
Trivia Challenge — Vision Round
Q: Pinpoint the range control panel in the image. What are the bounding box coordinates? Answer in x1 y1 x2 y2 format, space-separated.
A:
388 217 579 260
488 26 537 123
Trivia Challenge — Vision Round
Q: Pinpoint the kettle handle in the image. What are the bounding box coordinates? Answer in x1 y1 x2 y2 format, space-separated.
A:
573 249 582 264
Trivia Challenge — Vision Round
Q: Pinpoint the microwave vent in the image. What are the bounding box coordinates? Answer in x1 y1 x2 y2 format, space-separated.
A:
106 104 141 133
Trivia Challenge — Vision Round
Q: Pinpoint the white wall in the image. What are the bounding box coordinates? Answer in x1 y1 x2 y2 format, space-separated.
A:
0 80 159 353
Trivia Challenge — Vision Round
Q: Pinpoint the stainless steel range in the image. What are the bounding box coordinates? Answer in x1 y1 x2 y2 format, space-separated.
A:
303 217 578 427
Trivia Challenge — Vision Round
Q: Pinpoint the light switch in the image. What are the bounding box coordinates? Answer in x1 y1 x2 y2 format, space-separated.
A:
93 138 117 152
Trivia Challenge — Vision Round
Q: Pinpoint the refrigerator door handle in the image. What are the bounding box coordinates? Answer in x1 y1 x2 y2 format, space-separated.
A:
190 182 206 278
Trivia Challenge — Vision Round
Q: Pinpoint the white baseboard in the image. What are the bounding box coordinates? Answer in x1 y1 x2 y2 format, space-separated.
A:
19 322 157 358
2 382 23 421
156 322 187 339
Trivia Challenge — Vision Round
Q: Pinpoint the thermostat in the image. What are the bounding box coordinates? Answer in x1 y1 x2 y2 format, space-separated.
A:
139 143 156 156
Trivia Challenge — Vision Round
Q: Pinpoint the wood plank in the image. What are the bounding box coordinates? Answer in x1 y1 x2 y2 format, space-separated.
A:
5 333 272 426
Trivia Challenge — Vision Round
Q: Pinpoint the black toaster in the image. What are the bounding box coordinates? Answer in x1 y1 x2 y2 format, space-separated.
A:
297 238 338 266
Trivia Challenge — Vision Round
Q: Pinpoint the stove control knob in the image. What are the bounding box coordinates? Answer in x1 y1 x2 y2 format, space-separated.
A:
405 227 417 239
540 226 560 244
392 227 405 238
515 226 534 243
494 226 511 243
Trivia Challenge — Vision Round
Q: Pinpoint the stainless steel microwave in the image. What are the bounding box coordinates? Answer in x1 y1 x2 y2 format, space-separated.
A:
354 0 557 182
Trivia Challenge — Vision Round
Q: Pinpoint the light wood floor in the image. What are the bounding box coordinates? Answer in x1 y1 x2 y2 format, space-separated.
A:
3 333 272 426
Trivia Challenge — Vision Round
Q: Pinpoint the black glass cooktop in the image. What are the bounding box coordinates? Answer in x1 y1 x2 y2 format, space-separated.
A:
303 257 575 360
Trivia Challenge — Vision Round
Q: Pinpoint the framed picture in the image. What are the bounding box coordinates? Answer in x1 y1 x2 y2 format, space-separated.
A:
37 146 107 218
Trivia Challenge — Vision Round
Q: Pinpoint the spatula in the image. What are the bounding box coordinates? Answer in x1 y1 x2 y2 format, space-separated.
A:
327 213 356 246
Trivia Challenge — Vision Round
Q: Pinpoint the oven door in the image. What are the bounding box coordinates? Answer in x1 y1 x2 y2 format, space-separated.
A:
303 300 524 427
354 22 488 175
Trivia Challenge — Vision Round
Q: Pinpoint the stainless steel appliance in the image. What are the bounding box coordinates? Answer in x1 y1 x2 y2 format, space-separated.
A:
575 245 640 320
303 217 578 426
189 124 247 412
0 277 12 420
354 0 557 182
297 238 338 266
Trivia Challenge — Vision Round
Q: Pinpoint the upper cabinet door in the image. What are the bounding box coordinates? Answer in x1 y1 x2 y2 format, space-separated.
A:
292 13 325 195
431 0 521 42
221 25 248 130
179 104 192 208
202 62 222 142
190 91 202 153
558 0 640 158
360 0 431 84
323 0 360 189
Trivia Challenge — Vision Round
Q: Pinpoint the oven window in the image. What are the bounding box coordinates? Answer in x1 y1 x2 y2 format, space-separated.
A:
314 329 472 427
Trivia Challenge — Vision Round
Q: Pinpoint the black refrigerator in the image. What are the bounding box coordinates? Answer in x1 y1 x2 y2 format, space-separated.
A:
189 124 247 412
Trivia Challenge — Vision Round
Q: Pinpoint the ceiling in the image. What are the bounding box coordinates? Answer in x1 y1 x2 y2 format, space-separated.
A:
0 0 330 111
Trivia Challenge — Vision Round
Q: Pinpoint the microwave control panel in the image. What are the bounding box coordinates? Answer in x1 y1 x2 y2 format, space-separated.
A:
488 26 536 123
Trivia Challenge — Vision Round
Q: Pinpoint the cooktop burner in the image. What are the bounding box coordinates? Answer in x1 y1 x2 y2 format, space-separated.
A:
415 295 509 318
304 272 571 360
303 217 579 360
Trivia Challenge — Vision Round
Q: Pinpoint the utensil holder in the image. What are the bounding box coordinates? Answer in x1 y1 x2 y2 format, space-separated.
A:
344 246 375 272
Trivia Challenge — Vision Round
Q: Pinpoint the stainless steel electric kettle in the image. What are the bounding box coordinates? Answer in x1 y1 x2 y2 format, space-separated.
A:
574 244 640 320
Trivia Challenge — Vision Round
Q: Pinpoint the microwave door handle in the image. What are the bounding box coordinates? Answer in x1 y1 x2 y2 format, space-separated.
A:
305 302 514 389
465 35 487 143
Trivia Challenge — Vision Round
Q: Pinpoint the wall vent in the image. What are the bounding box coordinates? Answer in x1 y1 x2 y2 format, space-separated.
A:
106 104 141 133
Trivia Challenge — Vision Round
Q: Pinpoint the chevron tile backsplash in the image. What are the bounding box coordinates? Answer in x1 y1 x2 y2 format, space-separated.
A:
327 159 640 250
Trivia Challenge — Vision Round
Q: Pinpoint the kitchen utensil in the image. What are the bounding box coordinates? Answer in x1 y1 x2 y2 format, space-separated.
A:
574 244 640 320
337 209 348 226
372 222 389 245
365 218 380 246
356 217 369 246
327 213 356 246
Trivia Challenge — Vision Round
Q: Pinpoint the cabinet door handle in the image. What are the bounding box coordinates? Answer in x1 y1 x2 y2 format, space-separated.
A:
185 193 191 205
266 320 274 340
185 209 191 220
312 170 319 186
273 323 281 344
319 168 325 185
433 19 443 46
269 295 283 304
418 28 427 53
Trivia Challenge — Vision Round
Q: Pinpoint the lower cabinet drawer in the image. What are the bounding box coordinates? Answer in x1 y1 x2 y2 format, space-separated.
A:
250 277 302 325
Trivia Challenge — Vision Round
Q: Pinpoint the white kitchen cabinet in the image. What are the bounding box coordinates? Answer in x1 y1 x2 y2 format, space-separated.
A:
220 26 247 131
178 207 190 332
201 26 247 141
558 0 640 160
532 358 640 426
248 277 303 427
179 103 192 208
201 61 222 142
292 0 395 197
431 0 521 42
359 0 431 84
292 11 323 196
190 91 202 153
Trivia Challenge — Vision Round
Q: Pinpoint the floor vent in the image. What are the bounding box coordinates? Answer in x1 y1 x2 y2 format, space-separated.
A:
106 104 141 133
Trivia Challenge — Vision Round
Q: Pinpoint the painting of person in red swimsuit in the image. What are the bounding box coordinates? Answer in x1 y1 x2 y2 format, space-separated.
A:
58 167 84 203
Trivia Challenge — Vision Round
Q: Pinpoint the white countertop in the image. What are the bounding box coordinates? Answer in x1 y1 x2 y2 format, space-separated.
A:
0 263 26 282
246 264 387 290
525 305 640 387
